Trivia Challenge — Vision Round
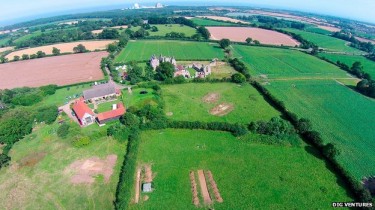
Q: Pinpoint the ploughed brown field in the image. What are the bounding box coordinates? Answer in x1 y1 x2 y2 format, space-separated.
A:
0 51 107 89
6 40 115 59
207 27 300 46
0 47 14 53
197 16 249 24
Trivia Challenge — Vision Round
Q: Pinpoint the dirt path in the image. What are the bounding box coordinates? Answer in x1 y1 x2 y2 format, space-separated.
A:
135 168 141 204
197 170 212 204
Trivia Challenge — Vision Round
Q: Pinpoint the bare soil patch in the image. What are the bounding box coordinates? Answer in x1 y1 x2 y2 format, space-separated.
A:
135 168 141 203
0 51 107 89
144 165 153 183
207 27 300 46
197 16 249 24
166 112 174 116
19 152 46 168
190 171 200 206
210 103 234 116
0 47 14 54
197 170 212 204
206 171 223 203
65 154 117 185
6 40 114 59
202 93 220 103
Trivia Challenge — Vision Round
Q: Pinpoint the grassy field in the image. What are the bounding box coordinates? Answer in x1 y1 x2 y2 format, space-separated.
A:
42 84 91 107
319 53 375 79
127 129 351 209
115 40 224 62
233 45 349 79
283 28 363 53
121 88 158 108
0 119 126 209
13 31 43 44
130 24 197 37
304 27 332 35
0 37 11 46
97 99 120 113
266 79 375 179
191 18 237 26
162 83 281 123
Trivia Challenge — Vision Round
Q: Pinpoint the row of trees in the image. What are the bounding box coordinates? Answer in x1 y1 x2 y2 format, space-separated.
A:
237 15 306 29
332 32 375 53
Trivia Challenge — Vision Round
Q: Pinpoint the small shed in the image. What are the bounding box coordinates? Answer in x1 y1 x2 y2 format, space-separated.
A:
142 183 152 193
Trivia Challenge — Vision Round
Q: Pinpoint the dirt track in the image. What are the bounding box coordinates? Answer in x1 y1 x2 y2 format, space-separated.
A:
198 170 212 204
0 51 107 89
207 27 300 46
135 168 141 203
6 40 115 59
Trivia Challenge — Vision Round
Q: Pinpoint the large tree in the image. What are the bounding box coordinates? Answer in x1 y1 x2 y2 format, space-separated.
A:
52 47 61 56
197 27 210 39
73 44 87 53
219 38 231 49
155 62 175 81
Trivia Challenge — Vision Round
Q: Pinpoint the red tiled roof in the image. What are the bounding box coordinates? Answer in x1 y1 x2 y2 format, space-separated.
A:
72 99 94 120
97 103 126 122
176 65 184 71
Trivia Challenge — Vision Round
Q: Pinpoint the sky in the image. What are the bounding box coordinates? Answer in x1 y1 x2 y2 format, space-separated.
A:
1 0 374 26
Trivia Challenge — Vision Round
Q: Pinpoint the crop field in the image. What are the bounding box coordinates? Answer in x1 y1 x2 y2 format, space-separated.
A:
130 24 197 37
0 120 126 209
0 51 107 89
196 16 249 24
6 40 115 59
319 53 375 79
304 26 332 35
127 129 351 209
162 83 281 123
233 45 349 79
208 27 300 46
191 18 237 26
114 40 224 62
266 79 375 179
283 28 362 53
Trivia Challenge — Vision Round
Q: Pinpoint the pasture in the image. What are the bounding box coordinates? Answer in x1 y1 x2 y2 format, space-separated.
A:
162 83 281 123
0 121 126 209
283 28 362 53
6 40 115 59
233 45 349 79
127 129 351 209
266 79 375 179
191 18 237 26
208 27 300 46
114 40 224 62
304 26 332 35
130 24 197 37
196 16 249 24
319 53 375 79
0 51 106 89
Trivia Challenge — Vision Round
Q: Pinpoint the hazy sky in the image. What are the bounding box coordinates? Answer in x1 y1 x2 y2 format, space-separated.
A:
1 0 374 24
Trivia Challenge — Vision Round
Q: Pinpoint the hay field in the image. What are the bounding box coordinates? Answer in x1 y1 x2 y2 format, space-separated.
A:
6 40 115 59
197 16 249 24
162 83 281 123
208 27 299 46
267 79 375 179
0 51 107 89
233 45 348 79
126 129 351 209
114 40 224 62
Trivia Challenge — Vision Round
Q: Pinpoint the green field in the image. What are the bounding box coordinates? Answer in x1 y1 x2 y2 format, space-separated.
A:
191 18 237 26
0 120 126 209
13 31 43 44
233 45 349 79
97 99 120 113
266 79 375 179
115 40 224 62
319 53 375 79
304 27 332 35
283 28 363 53
121 88 158 108
130 24 197 37
128 129 351 209
162 83 281 123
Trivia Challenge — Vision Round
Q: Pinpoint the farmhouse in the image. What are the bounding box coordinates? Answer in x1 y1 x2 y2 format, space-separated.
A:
174 64 191 78
97 103 126 125
149 55 177 70
72 99 95 126
83 82 120 102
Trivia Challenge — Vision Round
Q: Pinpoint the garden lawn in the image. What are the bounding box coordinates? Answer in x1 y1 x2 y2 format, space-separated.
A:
0 121 126 209
283 28 363 54
97 99 120 113
319 53 375 79
266 79 375 179
115 40 224 62
128 129 352 209
162 83 281 123
42 84 91 107
191 18 238 26
233 45 349 79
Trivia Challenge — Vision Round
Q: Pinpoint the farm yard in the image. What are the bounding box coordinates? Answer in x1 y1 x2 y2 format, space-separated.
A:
114 40 224 62
208 27 300 46
127 129 351 209
233 45 349 79
0 51 106 89
283 28 363 53
162 83 281 123
5 40 115 59
266 79 375 179
191 18 237 26
319 53 375 79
